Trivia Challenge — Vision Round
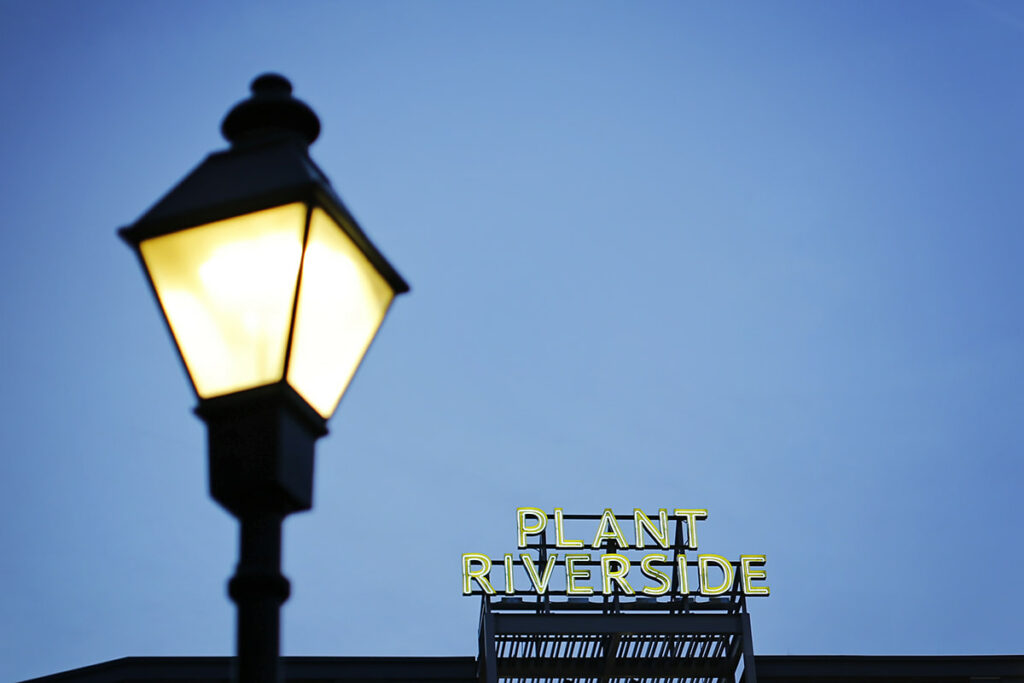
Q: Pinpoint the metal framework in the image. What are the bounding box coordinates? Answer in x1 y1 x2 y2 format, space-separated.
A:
475 513 758 683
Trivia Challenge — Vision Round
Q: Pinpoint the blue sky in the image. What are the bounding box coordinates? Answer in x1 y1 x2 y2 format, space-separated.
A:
1 2 1022 681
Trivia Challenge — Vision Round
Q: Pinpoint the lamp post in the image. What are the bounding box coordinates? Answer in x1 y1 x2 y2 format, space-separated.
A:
119 74 408 683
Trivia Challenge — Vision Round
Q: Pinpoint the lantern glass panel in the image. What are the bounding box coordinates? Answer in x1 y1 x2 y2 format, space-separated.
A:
139 202 307 398
287 207 394 418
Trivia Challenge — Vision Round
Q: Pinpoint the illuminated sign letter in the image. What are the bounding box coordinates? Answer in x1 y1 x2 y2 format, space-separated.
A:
698 554 733 596
591 509 629 549
564 554 594 595
640 553 671 596
521 553 559 593
517 507 548 548
601 553 635 595
634 508 670 549
673 509 708 549
504 553 515 595
740 555 770 596
554 508 584 548
462 553 496 595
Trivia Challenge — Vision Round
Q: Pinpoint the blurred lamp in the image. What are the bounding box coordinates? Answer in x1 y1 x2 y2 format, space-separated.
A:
119 74 408 683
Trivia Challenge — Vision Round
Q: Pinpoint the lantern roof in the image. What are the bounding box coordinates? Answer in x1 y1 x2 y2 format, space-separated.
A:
119 74 408 295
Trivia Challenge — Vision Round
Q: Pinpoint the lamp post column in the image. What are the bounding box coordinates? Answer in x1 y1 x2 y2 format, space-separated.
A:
229 514 288 683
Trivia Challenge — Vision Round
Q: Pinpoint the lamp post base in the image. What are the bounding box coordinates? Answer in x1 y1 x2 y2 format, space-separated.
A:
197 384 328 517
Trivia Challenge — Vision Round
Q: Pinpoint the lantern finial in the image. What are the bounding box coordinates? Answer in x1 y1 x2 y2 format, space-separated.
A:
221 73 320 146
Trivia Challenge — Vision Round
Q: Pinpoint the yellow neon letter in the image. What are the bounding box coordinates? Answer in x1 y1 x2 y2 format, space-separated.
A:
504 553 515 595
673 509 708 549
740 555 770 596
676 554 690 594
640 553 671 596
517 507 548 548
554 508 584 548
462 553 496 595
564 554 593 595
600 554 635 595
591 509 629 549
521 553 559 593
698 554 734 596
634 509 670 549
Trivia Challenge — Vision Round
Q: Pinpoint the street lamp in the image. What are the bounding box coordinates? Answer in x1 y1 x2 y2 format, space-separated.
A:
119 74 408 683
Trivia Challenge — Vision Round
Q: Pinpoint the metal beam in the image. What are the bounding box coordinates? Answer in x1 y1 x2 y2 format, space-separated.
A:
740 611 757 683
496 656 736 679
598 633 621 683
493 613 744 636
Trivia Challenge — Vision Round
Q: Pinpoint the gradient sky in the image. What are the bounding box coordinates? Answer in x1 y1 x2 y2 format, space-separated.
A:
2 2 1022 681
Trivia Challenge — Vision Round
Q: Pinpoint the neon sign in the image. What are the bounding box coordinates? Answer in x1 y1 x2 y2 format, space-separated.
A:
462 508 769 597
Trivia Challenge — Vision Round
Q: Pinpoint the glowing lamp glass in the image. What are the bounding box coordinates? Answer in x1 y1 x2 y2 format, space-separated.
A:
287 208 394 418
139 202 395 419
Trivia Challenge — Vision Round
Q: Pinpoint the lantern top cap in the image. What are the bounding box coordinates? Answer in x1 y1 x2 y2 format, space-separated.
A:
221 73 321 146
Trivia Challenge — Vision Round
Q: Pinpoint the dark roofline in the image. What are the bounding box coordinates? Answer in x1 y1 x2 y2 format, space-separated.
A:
756 654 1024 680
21 654 1024 683
20 656 479 683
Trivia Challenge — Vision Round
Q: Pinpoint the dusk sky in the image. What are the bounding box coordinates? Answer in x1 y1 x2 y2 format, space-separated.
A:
2 2 1023 681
